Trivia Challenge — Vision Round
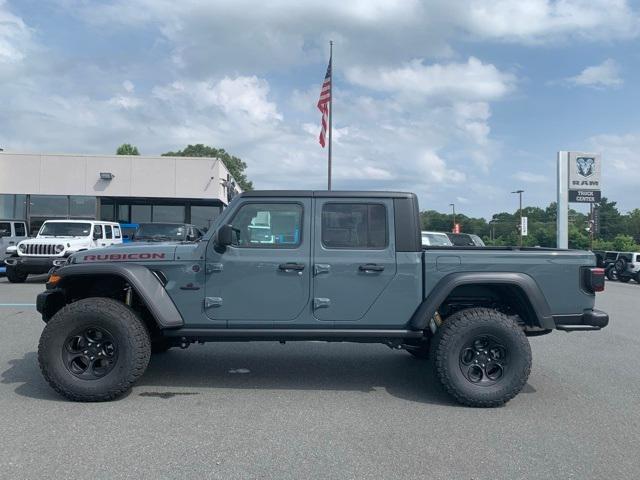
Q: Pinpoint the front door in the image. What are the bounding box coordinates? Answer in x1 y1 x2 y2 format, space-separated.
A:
205 199 311 326
312 198 397 323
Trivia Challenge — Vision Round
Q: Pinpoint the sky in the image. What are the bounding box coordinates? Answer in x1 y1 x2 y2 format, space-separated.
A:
0 0 639 218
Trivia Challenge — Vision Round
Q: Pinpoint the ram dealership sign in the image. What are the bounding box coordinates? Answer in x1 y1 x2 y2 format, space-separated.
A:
568 152 601 203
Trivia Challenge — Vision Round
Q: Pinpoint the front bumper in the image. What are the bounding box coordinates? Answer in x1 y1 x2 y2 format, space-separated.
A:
4 256 58 274
554 309 609 331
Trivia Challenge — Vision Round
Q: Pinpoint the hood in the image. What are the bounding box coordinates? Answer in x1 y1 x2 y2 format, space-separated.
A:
70 243 178 264
21 237 89 245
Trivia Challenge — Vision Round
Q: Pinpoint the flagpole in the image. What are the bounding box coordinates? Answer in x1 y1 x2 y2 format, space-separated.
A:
327 40 333 191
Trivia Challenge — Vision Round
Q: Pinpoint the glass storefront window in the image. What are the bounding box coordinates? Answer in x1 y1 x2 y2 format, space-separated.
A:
0 195 15 219
131 205 151 223
70 196 97 218
0 194 26 219
191 205 221 231
153 205 185 223
30 195 68 217
117 205 130 223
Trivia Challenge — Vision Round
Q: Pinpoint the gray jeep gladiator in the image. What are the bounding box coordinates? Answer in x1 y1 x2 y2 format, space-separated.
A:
36 191 608 406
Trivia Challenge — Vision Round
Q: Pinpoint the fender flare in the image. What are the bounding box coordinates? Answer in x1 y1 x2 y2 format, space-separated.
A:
409 272 554 330
53 263 184 328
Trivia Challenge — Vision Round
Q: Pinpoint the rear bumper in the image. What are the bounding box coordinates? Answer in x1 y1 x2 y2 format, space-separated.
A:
4 256 56 274
554 309 609 331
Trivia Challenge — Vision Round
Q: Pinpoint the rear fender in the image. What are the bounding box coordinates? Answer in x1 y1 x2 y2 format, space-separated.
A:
410 272 554 330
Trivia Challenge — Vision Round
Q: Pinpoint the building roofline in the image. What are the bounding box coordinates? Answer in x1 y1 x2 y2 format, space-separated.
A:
239 190 415 199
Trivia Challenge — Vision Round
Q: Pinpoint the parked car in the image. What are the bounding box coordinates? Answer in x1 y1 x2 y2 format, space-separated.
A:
133 222 203 242
119 223 139 243
37 190 607 406
421 231 453 246
446 232 486 247
4 220 122 283
605 252 640 283
0 220 28 276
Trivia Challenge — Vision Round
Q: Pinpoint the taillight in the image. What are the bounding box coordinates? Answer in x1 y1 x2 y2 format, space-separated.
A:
583 267 605 293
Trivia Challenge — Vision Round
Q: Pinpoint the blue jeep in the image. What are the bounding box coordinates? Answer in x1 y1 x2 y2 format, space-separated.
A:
36 191 608 406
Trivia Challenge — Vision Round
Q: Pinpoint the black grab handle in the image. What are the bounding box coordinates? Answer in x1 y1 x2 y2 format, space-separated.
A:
359 264 385 272
279 263 305 272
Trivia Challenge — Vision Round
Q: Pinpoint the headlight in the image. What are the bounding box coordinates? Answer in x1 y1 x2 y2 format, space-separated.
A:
55 244 65 254
18 244 26 253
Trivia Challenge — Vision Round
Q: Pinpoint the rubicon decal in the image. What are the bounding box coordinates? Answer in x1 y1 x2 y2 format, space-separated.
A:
83 253 166 261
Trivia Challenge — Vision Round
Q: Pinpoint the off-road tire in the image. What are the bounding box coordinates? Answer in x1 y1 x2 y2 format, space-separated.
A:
432 307 532 408
6 266 28 283
38 297 151 402
605 266 618 281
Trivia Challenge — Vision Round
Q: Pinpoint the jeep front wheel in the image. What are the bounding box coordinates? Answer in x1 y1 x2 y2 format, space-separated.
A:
38 297 151 401
432 307 531 408
6 265 28 283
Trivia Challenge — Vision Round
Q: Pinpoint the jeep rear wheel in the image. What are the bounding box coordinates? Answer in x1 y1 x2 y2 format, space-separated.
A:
605 266 618 281
432 308 531 408
38 297 151 401
6 266 28 283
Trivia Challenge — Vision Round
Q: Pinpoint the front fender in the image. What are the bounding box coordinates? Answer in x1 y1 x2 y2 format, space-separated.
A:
45 263 184 328
410 272 554 330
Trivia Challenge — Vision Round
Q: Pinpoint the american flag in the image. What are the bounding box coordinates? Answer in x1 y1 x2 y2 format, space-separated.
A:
317 57 331 147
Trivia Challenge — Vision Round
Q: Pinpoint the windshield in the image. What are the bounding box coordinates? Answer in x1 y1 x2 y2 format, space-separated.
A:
447 233 476 246
39 222 92 237
422 233 452 246
136 223 187 241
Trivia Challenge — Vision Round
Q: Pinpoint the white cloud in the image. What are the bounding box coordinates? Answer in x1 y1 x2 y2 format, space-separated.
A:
565 59 623 88
513 171 548 183
0 0 31 65
346 57 516 101
122 80 135 93
419 151 466 184
461 0 640 43
108 95 142 110
203 76 282 122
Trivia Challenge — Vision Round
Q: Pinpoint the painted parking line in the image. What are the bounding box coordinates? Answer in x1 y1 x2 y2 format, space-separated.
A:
0 303 36 307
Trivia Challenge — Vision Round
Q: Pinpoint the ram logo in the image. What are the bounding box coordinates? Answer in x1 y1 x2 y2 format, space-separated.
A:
576 157 595 178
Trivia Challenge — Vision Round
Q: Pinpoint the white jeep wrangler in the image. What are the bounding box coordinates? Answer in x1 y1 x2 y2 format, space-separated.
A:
4 220 122 283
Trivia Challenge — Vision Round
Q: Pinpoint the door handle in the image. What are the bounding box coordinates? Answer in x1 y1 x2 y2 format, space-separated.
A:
359 263 385 272
279 262 305 272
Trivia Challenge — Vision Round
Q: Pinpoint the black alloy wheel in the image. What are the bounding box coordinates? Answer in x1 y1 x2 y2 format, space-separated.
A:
459 335 508 386
62 326 118 379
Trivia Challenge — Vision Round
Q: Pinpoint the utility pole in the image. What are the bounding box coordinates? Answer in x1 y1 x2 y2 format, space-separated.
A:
589 203 594 251
449 203 456 232
512 190 524 247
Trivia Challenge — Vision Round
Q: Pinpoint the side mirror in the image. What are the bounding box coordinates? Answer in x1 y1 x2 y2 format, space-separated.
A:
186 234 195 242
215 224 234 247
93 231 101 240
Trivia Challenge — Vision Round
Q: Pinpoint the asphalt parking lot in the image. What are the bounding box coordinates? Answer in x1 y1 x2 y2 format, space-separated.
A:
0 277 638 480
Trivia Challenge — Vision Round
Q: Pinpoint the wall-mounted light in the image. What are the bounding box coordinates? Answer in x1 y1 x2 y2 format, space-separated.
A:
100 172 115 180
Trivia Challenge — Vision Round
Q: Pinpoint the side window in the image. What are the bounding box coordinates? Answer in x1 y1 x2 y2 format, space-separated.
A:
230 203 303 248
113 226 121 239
93 224 103 239
322 203 387 249
0 222 10 237
105 225 113 239
14 222 26 236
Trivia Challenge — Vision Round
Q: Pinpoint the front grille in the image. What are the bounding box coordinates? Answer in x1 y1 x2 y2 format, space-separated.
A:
23 244 58 256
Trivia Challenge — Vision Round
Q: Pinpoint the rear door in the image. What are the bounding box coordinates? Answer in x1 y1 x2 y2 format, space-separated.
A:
312 198 397 322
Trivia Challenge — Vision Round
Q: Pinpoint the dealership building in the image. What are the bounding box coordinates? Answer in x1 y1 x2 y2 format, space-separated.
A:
0 152 239 234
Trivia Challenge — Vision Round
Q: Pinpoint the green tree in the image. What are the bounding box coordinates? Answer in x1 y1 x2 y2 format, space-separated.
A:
116 143 140 155
162 144 253 191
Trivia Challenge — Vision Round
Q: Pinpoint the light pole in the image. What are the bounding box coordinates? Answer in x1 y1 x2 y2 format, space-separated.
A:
511 190 524 247
449 203 456 232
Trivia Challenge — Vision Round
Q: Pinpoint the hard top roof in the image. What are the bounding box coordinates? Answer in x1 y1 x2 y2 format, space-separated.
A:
239 190 415 199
